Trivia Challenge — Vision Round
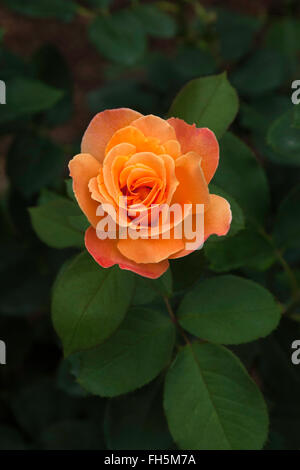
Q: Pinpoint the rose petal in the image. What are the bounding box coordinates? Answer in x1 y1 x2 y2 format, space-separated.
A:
88 175 120 225
103 142 136 202
169 194 232 259
85 226 169 279
117 235 184 264
81 108 142 163
204 194 232 239
88 176 106 204
163 139 181 159
168 118 219 183
106 125 164 156
69 153 101 227
132 115 176 144
133 201 193 239
125 152 166 181
172 151 210 211
160 154 179 205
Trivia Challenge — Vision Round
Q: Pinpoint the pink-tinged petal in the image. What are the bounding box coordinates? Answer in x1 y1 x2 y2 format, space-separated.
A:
117 236 184 264
204 194 232 239
81 108 142 163
172 151 210 211
69 153 101 228
169 194 231 259
85 226 169 279
131 115 176 144
168 117 219 183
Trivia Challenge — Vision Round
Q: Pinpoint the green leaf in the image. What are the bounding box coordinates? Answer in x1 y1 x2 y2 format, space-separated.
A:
145 53 176 93
216 8 261 61
164 343 268 449
265 19 300 73
267 111 300 166
266 19 300 56
29 197 84 249
78 307 175 397
153 268 173 297
43 186 89 234
56 357 87 397
214 132 270 224
132 269 173 306
132 4 177 38
132 280 160 307
68 214 89 233
0 78 63 124
89 10 147 65
169 72 238 139
7 134 65 197
3 0 77 21
52 252 135 356
204 229 275 272
65 178 76 202
171 250 207 293
38 188 61 205
253 134 293 167
209 185 245 237
273 185 300 251
272 269 300 306
231 48 287 96
240 95 291 136
173 47 216 83
178 275 280 344
0 48 32 82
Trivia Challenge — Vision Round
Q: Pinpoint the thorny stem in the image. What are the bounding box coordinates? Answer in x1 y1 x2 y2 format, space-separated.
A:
275 248 299 300
282 292 300 317
163 296 191 345
259 227 299 300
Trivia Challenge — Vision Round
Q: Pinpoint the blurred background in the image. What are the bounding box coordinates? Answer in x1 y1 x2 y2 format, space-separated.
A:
0 0 300 450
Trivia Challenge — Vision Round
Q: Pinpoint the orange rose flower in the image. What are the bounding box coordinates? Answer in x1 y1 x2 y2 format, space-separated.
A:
69 108 231 279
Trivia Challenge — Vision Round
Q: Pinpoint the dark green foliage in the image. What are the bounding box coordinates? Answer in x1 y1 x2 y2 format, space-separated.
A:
164 343 268 450
89 10 147 66
169 72 239 138
3 0 77 21
7 134 65 197
1 0 300 451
